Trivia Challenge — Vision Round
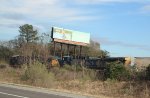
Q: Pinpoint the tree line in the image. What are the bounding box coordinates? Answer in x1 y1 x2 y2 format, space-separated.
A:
0 24 109 65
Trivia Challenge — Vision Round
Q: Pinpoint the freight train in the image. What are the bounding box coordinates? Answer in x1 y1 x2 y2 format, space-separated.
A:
9 55 132 69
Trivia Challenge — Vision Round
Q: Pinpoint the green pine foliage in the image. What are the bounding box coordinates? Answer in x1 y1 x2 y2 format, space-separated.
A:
19 24 39 43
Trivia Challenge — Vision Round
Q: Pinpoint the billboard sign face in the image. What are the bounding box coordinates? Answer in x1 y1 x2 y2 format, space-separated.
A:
51 27 90 46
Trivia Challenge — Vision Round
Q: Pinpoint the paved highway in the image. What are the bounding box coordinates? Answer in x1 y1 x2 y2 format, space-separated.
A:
0 84 90 98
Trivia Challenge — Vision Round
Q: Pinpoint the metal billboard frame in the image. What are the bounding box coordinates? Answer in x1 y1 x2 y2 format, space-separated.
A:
51 27 90 60
51 27 90 46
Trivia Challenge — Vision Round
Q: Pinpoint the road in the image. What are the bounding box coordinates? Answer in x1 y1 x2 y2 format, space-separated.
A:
0 84 90 98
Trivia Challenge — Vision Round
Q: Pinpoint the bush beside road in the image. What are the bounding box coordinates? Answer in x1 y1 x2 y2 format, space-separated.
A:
0 61 150 98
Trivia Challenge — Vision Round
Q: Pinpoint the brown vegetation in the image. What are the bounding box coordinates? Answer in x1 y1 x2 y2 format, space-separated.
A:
0 62 150 98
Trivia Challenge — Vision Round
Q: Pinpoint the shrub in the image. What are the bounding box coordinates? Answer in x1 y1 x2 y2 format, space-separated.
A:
0 64 7 69
0 45 14 62
50 66 77 81
105 62 130 81
132 64 150 81
0 60 8 68
63 64 83 72
21 61 55 87
80 68 97 81
146 64 150 80
50 65 96 81
63 64 74 71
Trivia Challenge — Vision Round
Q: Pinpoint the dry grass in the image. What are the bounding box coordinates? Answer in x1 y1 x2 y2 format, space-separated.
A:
0 66 24 84
55 80 150 98
0 62 150 98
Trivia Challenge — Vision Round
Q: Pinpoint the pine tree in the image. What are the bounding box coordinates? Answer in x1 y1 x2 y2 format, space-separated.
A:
19 24 39 43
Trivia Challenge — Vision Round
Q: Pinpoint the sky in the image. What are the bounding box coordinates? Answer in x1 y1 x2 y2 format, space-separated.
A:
0 0 150 57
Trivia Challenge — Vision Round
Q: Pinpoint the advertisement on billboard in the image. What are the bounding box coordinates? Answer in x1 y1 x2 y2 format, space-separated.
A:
51 27 90 46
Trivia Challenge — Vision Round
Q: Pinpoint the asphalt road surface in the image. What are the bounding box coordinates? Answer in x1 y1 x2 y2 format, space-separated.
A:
0 84 90 98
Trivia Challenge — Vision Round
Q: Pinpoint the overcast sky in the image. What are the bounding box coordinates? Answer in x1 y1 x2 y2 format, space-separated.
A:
0 0 150 57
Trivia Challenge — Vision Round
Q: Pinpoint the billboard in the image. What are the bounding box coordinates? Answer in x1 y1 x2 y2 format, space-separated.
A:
51 27 90 46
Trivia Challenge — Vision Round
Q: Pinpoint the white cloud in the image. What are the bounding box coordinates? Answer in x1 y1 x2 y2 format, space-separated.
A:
73 0 150 4
1 0 148 27
141 5 150 12
0 18 26 28
0 0 99 32
93 37 150 51
0 0 95 22
1 0 149 31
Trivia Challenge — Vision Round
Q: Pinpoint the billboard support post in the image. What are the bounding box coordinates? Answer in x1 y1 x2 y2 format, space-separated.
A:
53 42 56 56
67 44 70 56
79 46 82 58
60 43 63 60
74 45 76 59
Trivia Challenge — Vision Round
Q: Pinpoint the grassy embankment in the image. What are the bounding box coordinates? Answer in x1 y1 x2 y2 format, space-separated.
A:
0 61 150 98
